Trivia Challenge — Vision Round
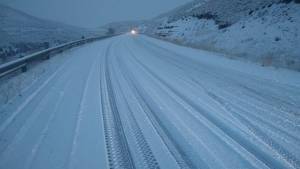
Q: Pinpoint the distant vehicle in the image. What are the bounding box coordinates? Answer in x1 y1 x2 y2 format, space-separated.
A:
130 29 138 35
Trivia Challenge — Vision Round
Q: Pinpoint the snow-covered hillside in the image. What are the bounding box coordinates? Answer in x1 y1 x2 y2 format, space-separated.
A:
0 5 97 64
147 0 300 71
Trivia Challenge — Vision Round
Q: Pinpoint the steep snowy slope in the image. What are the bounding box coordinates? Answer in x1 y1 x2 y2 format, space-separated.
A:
147 0 300 70
0 4 95 64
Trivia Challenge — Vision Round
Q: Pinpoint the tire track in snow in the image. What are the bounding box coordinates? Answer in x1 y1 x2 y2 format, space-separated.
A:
23 89 66 169
135 38 300 141
142 41 300 143
0 54 73 135
137 38 300 115
205 91 300 169
0 70 72 167
0 58 75 156
116 47 195 169
134 39 300 168
100 43 135 169
121 45 265 169
66 55 99 169
109 51 160 169
126 42 294 169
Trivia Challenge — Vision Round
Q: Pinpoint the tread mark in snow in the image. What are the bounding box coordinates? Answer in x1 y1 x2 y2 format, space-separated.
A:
127 45 293 169
134 39 300 169
0 57 72 135
110 53 160 169
116 50 195 169
67 57 99 169
100 44 135 169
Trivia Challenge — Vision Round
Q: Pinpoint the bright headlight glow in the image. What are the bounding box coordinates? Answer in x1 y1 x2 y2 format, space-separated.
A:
131 30 137 35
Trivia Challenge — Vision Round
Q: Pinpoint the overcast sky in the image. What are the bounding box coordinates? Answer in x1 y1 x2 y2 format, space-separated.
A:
3 0 190 28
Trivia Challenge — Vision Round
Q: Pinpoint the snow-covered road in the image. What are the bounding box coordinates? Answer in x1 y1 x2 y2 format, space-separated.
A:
0 34 300 169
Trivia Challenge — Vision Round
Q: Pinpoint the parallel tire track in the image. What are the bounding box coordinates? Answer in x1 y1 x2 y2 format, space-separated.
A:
110 50 160 169
125 43 295 169
67 57 99 169
0 55 75 156
132 39 300 168
115 49 194 169
0 55 73 135
137 39 300 116
100 44 135 169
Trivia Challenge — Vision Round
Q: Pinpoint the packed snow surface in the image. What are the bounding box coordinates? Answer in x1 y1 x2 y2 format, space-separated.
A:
0 35 299 169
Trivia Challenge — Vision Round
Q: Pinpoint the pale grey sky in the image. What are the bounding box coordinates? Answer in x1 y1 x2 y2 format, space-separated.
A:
3 0 190 28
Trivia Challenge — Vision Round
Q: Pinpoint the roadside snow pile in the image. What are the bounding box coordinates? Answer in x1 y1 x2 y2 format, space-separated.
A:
149 0 300 71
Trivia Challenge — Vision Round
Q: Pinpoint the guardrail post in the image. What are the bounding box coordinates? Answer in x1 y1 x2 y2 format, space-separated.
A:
44 52 50 60
21 64 27 72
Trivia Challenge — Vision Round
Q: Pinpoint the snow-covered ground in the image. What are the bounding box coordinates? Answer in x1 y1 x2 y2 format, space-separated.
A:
0 4 100 64
0 34 299 169
0 45 84 107
148 0 300 70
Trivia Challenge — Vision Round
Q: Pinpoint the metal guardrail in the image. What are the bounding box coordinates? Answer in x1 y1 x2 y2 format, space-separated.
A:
0 35 114 78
